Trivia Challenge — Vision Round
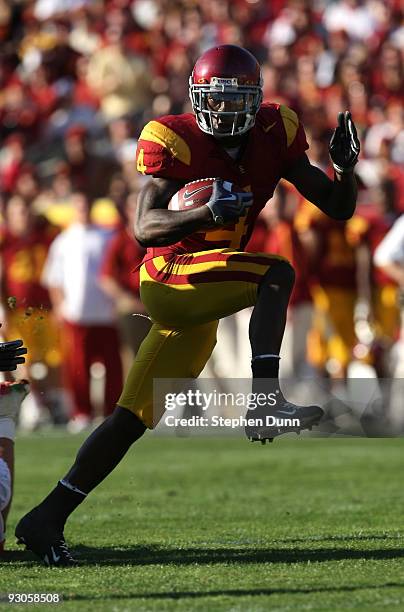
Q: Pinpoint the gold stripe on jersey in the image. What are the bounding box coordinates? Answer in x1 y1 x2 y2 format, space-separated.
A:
279 105 299 147
139 121 191 166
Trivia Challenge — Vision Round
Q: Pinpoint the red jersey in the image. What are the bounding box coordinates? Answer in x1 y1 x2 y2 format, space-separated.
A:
295 202 356 289
100 227 146 295
245 215 268 253
136 103 308 259
0 223 58 309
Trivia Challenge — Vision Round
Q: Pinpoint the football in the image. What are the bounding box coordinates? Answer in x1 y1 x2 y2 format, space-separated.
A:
168 177 217 212
168 177 242 212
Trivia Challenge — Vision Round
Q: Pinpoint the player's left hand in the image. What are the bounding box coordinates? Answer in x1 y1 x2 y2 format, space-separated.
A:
329 111 360 174
0 340 27 372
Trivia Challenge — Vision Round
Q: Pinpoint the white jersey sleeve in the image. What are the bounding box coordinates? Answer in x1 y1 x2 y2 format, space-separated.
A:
374 215 404 267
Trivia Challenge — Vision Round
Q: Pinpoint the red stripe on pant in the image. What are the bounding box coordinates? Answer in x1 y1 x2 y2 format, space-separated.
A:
145 258 265 285
61 321 123 419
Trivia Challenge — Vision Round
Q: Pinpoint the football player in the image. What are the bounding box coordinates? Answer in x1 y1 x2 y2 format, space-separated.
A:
0 337 28 553
16 45 360 565
0 195 62 419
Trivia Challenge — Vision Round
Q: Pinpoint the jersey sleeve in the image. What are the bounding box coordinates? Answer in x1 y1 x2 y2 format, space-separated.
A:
136 119 192 180
279 105 309 168
374 215 404 266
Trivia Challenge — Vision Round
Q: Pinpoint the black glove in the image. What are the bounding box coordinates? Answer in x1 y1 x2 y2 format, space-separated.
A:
205 179 253 225
0 339 27 371
329 111 360 174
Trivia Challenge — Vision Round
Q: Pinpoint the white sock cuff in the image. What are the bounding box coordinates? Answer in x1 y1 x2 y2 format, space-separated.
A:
59 479 87 497
251 354 281 362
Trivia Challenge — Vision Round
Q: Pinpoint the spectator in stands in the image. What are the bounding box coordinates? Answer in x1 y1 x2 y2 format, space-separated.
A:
62 124 120 200
86 20 152 122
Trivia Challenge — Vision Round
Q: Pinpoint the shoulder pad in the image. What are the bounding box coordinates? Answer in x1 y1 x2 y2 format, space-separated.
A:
279 105 299 147
137 117 191 173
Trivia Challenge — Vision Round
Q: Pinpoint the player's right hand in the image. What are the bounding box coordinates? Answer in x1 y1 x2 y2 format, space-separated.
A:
0 340 27 372
205 179 253 225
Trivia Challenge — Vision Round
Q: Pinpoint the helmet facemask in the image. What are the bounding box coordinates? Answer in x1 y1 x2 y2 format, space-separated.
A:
189 76 263 138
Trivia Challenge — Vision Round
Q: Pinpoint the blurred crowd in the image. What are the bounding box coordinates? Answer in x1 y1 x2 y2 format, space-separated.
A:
0 0 403 430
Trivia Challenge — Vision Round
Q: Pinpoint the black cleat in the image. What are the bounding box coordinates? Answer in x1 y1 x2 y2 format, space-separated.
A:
15 509 77 567
245 401 324 443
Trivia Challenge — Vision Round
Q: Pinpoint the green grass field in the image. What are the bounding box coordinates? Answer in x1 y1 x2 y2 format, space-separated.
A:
1 433 404 611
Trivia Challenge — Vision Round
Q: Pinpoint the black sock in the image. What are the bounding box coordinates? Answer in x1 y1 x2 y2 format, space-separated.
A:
34 406 146 530
249 260 294 358
36 482 86 531
251 356 280 379
251 356 281 398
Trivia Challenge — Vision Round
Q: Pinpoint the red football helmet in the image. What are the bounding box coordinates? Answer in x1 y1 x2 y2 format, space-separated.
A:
189 45 263 138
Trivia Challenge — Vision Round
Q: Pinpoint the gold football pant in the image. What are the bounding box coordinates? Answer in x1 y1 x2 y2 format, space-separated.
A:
118 249 288 428
307 286 356 372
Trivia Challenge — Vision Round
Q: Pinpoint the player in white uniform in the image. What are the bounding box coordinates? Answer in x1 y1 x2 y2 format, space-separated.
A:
0 339 28 552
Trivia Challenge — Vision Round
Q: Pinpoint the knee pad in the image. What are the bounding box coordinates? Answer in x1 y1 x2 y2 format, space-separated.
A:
260 259 295 293
0 458 11 512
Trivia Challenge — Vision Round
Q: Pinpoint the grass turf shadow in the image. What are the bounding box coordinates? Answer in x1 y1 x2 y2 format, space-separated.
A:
62 543 404 566
4 537 404 567
61 583 404 602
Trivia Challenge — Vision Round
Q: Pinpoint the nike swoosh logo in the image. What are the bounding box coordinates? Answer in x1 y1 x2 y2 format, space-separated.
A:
277 408 297 416
183 186 211 200
263 121 277 133
51 546 60 563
